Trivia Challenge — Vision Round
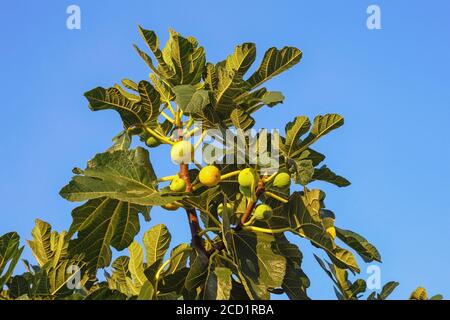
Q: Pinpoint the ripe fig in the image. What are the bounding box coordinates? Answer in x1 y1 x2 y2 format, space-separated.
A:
171 141 194 164
199 165 221 187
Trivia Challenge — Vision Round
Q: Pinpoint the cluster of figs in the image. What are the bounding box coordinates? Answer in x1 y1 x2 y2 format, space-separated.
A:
161 140 292 222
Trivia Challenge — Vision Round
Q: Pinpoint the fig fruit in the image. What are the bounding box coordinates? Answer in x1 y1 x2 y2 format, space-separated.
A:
162 202 181 211
146 136 161 148
253 204 273 220
170 140 194 164
170 175 186 192
238 168 258 188
273 172 291 188
199 165 221 187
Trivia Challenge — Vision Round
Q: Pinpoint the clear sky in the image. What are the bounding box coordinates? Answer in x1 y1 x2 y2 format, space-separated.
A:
1 0 449 299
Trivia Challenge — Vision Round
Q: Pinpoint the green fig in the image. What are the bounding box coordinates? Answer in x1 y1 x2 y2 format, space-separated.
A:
273 172 291 188
238 168 258 188
253 204 273 220
146 136 161 147
170 176 186 192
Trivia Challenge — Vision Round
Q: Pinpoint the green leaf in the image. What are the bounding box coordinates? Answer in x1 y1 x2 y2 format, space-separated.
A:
215 68 248 115
137 80 161 128
378 281 399 300
225 230 287 299
137 281 155 300
184 255 208 291
166 244 192 275
108 130 132 152
183 186 221 229
106 256 136 296
246 46 302 89
230 107 255 131
161 29 205 85
60 147 184 206
335 227 381 263
27 219 56 267
7 275 30 299
409 287 428 300
128 241 147 287
225 43 256 76
297 148 326 166
85 287 128 300
142 224 171 266
288 159 314 185
204 263 232 300
137 26 175 81
313 166 351 187
121 78 139 91
68 198 148 272
273 235 309 300
159 268 190 295
173 85 210 114
0 232 24 289
85 83 161 129
150 74 174 102
267 191 360 273
291 114 344 158
348 279 367 298
283 116 311 157
214 43 256 114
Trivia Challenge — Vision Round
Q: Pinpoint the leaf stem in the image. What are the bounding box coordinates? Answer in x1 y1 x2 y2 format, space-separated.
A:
160 111 174 123
145 127 174 145
264 191 289 203
194 130 208 150
242 226 292 234
165 102 175 116
262 172 277 183
157 175 177 182
236 180 265 229
185 127 200 138
220 170 241 180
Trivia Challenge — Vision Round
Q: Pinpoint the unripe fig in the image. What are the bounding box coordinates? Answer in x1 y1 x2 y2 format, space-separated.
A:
273 172 291 188
170 141 194 164
146 136 161 147
325 226 336 239
199 165 221 187
170 176 186 192
253 204 273 220
238 168 257 188
162 202 181 211
217 202 233 215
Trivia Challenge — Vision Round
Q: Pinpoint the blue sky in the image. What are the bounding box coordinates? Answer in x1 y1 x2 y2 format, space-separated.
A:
1 0 449 299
